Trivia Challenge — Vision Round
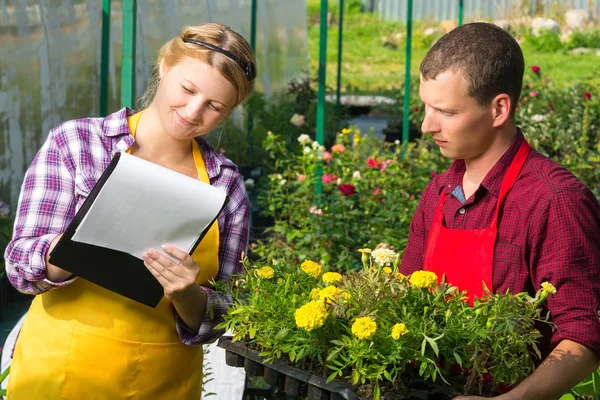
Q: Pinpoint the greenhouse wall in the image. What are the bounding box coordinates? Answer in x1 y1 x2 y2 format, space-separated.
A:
0 0 308 206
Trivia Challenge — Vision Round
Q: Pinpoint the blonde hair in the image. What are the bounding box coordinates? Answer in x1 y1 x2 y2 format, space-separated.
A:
138 23 255 109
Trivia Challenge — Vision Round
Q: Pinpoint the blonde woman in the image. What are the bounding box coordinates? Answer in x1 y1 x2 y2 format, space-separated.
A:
4 23 255 400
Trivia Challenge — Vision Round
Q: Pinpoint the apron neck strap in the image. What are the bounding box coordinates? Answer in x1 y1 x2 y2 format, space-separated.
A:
490 140 531 229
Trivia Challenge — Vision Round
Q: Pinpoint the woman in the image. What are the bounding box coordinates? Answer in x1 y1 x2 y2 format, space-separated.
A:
4 23 255 399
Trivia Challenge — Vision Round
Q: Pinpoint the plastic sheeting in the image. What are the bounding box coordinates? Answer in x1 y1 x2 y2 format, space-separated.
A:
0 0 308 206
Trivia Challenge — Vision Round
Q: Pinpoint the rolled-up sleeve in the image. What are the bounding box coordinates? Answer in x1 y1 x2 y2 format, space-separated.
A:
175 172 249 345
4 129 77 294
529 188 600 356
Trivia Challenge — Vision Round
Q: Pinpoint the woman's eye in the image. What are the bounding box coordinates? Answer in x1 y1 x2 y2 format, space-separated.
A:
210 103 222 112
182 86 193 94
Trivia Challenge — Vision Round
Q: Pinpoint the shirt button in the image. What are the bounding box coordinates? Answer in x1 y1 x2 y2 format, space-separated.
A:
459 208 466 215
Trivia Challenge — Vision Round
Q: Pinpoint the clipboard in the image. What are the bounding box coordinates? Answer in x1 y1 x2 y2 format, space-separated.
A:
49 152 229 308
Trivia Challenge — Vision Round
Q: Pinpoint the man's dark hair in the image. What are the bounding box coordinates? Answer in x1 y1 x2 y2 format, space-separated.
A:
420 22 524 116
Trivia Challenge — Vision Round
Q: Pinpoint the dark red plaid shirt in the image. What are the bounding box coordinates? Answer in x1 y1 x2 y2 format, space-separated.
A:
400 131 600 359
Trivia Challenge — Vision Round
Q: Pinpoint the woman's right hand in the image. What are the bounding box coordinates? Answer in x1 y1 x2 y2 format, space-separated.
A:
45 234 73 282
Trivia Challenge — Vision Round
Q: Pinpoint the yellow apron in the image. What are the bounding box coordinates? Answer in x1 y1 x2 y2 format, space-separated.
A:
7 112 220 400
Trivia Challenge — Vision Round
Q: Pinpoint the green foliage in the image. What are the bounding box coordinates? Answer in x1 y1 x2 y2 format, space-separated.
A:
217 254 556 398
522 28 563 53
516 73 600 199
205 75 347 168
251 128 448 272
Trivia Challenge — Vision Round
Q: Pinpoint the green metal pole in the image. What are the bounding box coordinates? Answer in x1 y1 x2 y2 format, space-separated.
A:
315 0 328 196
335 0 344 121
458 0 464 26
121 0 137 108
248 0 257 134
402 0 413 144
100 0 111 116
250 0 257 52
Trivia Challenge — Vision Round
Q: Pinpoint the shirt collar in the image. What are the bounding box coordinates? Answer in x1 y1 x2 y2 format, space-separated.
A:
439 128 525 198
104 107 135 137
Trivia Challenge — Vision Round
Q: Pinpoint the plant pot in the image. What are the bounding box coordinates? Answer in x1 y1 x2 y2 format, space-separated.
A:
217 337 457 400
218 336 360 400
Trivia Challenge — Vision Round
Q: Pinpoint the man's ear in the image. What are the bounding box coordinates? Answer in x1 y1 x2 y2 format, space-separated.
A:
491 93 512 128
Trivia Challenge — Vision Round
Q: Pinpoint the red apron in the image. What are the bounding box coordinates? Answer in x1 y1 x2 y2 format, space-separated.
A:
423 140 531 304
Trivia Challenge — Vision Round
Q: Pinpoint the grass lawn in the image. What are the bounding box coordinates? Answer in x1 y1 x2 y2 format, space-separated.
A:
307 10 600 94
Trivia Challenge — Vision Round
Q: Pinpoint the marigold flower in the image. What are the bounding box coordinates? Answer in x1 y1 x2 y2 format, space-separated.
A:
394 272 408 282
541 281 557 295
352 316 377 340
322 272 343 284
391 323 409 340
353 132 361 144
256 266 275 279
357 248 372 254
371 248 397 267
409 270 438 288
301 260 322 278
318 285 346 302
294 301 329 331
341 128 352 135
310 288 321 300
382 267 393 275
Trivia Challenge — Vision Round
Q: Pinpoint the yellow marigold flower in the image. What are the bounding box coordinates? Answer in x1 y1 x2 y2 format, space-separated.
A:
391 323 409 340
322 272 343 284
353 132 361 144
382 267 393 275
352 316 377 340
341 128 351 135
394 272 408 282
541 281 557 295
357 248 372 254
371 248 397 267
319 285 347 302
294 301 329 332
409 270 438 288
256 266 275 279
310 288 321 300
301 260 322 278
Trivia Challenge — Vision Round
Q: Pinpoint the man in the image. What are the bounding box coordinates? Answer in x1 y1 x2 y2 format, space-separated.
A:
399 23 600 399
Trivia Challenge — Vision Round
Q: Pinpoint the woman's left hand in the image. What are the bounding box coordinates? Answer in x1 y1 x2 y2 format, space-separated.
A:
142 245 200 301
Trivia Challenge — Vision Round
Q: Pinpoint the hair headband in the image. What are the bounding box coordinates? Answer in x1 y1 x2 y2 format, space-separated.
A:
182 38 256 81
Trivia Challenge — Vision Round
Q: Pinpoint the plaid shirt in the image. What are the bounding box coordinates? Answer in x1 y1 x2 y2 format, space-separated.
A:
400 131 600 358
4 107 249 346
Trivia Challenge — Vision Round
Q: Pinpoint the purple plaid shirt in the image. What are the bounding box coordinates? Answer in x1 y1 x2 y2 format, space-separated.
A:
4 107 249 345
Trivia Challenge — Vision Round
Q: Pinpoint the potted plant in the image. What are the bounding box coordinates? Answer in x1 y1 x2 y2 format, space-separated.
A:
215 249 556 399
